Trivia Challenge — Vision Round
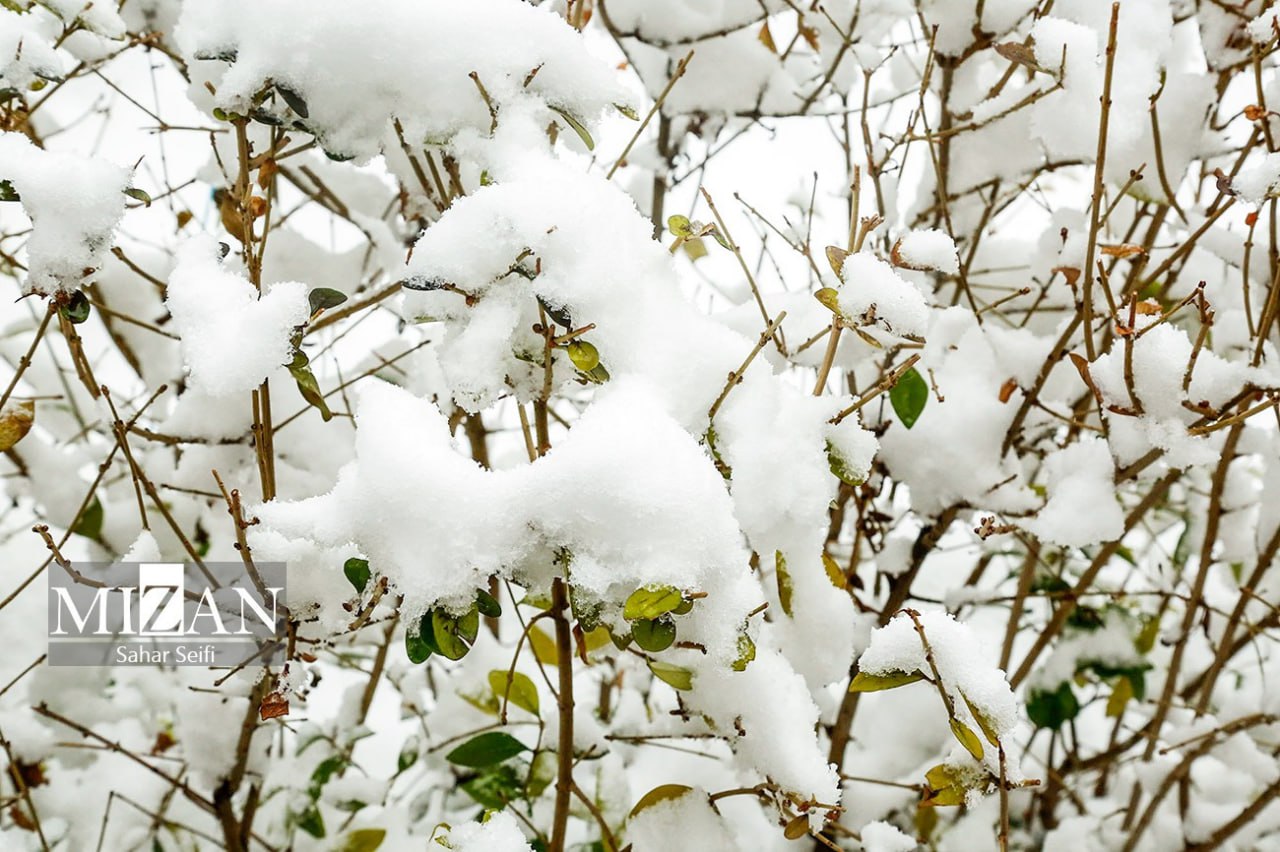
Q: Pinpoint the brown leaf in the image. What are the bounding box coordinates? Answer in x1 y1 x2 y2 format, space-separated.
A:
0 400 34 452
175 209 194 230
758 21 777 53
1245 104 1268 121
9 759 46 788
151 730 176 755
257 158 277 189
799 24 820 52
994 41 1038 69
825 245 850 278
1134 300 1162 316
1246 210 1259 227
1100 244 1147 259
248 195 268 219
1052 265 1081 287
1068 352 1104 406
8 804 36 832
998 378 1018 404
259 691 289 720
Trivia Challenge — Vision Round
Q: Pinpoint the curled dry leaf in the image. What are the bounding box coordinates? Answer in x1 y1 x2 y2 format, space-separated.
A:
1100 244 1147 259
259 691 289 720
0 400 35 451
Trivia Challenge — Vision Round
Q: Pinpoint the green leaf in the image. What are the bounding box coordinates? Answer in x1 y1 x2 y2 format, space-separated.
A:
826 439 865 486
889 366 928 429
647 660 693 691
343 558 370 594
338 828 386 852
775 551 794 616
405 614 434 664
309 755 347 797
295 804 325 838
632 617 676 653
488 670 539 716
60 290 91 324
123 186 152 207
848 670 925 692
628 784 693 819
460 763 524 808
732 632 756 672
432 609 475 660
396 738 419 774
550 106 593 150
287 351 333 422
476 588 502 618
1026 681 1080 730
949 718 984 761
623 585 684 621
566 340 600 372
614 102 640 121
0 179 19 201
276 84 309 118
308 287 347 316
445 732 528 768
72 496 104 540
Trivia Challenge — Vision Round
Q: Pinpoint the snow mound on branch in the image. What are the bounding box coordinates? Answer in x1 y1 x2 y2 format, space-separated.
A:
441 810 532 852
0 133 129 295
837 252 930 339
1027 436 1124 548
895 228 960 274
175 0 629 161
165 236 309 397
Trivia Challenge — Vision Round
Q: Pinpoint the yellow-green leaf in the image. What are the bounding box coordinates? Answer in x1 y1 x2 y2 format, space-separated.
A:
628 784 693 819
848 670 925 692
338 828 386 852
961 693 1002 747
822 552 847 590
528 623 559 666
775 551 794 617
550 106 594 150
623 585 684 621
1105 673 1133 718
489 670 540 717
783 814 809 840
566 340 600 372
814 287 841 315
648 660 693 691
950 718 984 761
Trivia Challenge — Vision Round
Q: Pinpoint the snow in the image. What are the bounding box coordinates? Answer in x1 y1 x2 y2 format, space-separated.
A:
895 228 960 274
861 820 918 852
1027 437 1124 548
1234 153 1280 204
175 0 630 162
836 252 931 339
0 133 130 295
858 611 1020 777
625 789 739 852
165 236 309 397
441 810 532 852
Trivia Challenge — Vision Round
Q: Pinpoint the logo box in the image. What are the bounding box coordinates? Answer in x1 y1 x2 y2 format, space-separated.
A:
48 561 286 667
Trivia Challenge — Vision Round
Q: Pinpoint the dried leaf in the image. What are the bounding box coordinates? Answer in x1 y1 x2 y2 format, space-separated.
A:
758 22 777 53
994 41 1038 69
825 245 850 278
0 400 34 451
783 814 809 840
1100 244 1147 259
998 378 1018 404
260 691 289 720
